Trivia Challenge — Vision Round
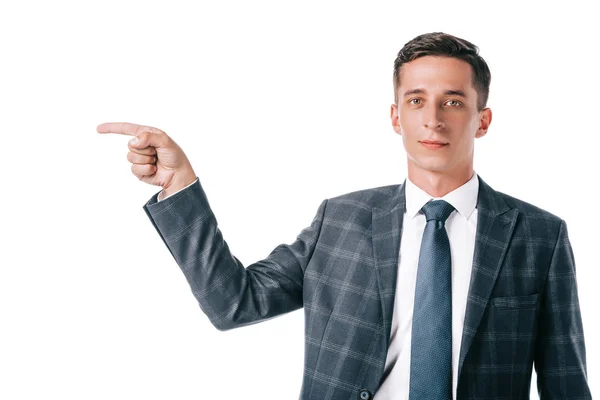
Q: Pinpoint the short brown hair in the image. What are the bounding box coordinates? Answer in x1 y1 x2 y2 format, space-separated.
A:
393 32 491 111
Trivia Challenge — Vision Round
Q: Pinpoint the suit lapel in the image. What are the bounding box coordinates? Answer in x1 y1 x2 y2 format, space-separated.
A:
371 175 519 383
457 175 518 381
372 180 406 346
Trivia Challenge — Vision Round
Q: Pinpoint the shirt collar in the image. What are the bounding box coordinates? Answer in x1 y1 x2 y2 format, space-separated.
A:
405 170 479 220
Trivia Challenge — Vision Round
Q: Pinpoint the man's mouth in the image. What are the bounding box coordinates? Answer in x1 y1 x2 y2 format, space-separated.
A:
420 140 448 145
420 140 448 149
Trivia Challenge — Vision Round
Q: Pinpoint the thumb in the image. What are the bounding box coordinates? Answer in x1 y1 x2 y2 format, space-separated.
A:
129 131 165 149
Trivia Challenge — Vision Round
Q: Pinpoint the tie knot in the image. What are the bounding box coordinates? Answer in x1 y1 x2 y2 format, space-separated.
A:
421 200 455 223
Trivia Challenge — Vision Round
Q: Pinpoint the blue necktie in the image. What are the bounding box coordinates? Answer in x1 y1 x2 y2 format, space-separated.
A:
409 200 455 400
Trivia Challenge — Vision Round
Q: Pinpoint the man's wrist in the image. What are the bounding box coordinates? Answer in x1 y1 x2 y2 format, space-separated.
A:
162 169 197 198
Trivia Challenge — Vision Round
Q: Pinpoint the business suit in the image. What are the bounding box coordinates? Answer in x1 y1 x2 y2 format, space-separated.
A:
142 174 592 399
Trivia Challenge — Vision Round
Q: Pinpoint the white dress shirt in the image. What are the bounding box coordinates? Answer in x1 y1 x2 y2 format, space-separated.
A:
155 172 479 399
375 171 479 400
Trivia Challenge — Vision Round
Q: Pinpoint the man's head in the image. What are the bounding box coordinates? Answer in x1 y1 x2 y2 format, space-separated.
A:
390 32 492 180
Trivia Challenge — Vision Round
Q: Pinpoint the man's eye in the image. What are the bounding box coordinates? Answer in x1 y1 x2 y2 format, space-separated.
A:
446 100 461 107
409 98 422 105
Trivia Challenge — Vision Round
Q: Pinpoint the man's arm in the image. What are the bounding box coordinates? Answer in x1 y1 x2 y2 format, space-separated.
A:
98 121 327 330
143 179 328 331
534 219 592 399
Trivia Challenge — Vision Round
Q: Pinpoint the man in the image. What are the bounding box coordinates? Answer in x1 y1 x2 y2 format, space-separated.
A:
98 32 592 399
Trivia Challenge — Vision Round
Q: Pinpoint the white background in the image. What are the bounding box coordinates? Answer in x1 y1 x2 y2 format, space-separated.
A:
1 0 598 398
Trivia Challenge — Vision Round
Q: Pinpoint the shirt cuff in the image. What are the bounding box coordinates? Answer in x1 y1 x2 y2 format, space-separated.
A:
157 178 199 202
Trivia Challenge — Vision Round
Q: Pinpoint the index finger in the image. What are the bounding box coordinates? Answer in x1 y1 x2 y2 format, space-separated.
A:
96 122 161 136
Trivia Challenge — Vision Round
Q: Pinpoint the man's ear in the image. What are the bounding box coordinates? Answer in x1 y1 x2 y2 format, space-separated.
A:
391 103 401 135
475 107 492 138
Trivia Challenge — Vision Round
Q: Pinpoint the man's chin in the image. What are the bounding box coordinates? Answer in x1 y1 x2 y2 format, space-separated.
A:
409 159 451 173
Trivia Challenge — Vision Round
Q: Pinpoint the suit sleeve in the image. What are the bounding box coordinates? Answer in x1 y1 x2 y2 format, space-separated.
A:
143 178 328 331
534 219 592 399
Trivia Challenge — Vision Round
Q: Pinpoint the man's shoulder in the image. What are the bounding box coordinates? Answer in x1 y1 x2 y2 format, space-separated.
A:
493 188 563 224
325 183 400 208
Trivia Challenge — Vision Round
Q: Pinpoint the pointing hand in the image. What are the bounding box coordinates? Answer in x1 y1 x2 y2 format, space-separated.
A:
97 122 197 196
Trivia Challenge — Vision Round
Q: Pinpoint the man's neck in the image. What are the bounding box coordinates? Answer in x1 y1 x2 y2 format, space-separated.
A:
407 165 474 198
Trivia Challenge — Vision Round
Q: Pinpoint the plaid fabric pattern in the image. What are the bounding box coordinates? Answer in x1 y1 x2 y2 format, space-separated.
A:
143 175 591 399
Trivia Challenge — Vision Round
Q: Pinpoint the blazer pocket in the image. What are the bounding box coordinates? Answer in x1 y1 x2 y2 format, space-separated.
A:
492 293 539 309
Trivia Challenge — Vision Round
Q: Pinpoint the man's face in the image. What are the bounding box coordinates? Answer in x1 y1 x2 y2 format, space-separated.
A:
390 56 491 176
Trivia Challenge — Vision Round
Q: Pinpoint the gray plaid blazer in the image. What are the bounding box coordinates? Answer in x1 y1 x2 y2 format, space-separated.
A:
143 174 592 399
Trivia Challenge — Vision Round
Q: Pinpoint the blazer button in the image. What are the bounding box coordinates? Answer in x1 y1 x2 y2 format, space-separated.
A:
358 389 372 400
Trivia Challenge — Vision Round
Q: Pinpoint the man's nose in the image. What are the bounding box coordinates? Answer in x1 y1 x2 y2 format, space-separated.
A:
423 105 446 130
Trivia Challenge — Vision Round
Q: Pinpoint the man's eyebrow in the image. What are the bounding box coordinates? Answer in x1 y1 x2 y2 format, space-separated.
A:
403 88 468 97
